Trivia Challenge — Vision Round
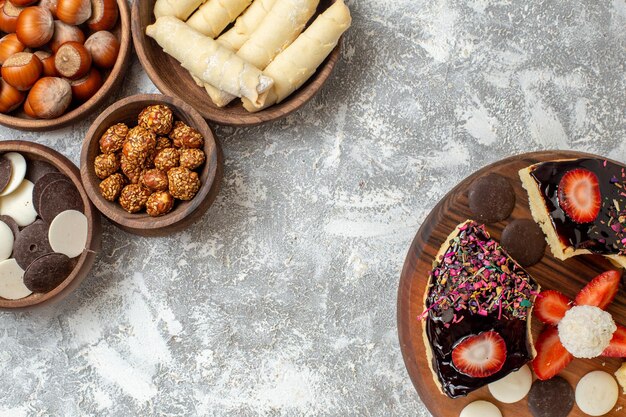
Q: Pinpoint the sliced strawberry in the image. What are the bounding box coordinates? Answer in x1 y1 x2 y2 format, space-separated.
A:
558 168 601 223
534 290 572 325
452 331 507 378
602 325 626 357
575 270 622 309
532 326 574 380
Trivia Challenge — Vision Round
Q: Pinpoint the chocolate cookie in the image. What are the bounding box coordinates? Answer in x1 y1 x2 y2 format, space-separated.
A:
528 377 574 417
32 173 71 215
13 221 52 270
37 180 84 224
0 215 20 239
0 156 11 194
26 160 58 183
501 219 547 267
468 173 515 223
23 253 73 293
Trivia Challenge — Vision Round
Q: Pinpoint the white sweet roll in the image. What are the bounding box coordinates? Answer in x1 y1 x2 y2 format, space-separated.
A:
217 0 278 50
146 17 273 107
243 0 351 112
153 0 206 20
236 0 320 70
187 0 253 38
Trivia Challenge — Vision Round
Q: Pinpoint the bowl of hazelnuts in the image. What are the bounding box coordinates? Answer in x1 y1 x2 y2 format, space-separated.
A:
80 94 221 236
0 0 131 131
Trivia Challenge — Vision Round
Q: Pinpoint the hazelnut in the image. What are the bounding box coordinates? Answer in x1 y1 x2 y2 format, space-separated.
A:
99 172 125 201
118 184 150 213
138 104 173 135
168 167 200 201
179 148 206 170
120 154 143 184
169 121 204 149
154 147 179 172
146 191 174 217
94 152 120 179
99 123 128 153
141 168 168 192
122 125 156 161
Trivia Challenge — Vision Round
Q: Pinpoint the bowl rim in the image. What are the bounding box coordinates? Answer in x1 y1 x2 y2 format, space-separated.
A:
0 140 101 309
131 0 342 126
0 0 132 132
80 93 219 235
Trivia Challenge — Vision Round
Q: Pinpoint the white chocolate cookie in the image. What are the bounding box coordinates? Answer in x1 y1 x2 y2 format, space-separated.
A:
575 371 618 416
488 365 532 403
459 400 501 417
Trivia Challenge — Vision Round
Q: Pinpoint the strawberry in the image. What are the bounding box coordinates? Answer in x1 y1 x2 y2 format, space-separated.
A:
532 326 574 380
557 168 601 223
534 290 572 325
451 331 507 378
602 325 626 357
575 270 622 309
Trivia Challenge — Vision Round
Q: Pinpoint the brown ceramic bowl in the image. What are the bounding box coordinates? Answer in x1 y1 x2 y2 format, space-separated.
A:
0 141 101 309
80 94 222 236
0 0 132 131
131 0 341 126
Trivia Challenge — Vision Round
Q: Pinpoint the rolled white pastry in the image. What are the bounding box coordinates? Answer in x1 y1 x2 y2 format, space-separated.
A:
243 0 351 112
153 0 205 20
237 0 320 70
146 17 273 107
187 0 253 38
217 0 278 50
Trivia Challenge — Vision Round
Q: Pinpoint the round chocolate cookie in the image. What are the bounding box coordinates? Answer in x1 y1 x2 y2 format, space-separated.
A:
24 253 73 293
38 180 84 224
33 173 71 215
0 156 12 194
501 219 547 267
13 221 53 270
528 377 574 417
0 215 20 239
468 173 516 223
26 160 58 184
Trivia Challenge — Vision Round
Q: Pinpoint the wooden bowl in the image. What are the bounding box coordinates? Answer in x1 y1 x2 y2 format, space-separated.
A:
398 151 626 416
131 0 341 126
0 141 101 309
0 0 132 131
80 94 222 237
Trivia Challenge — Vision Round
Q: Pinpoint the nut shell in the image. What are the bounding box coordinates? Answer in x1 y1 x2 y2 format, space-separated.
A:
93 152 119 179
138 104 173 135
84 30 119 69
141 168 168 192
1 51 42 91
16 6 54 48
146 191 174 217
99 122 128 153
168 167 200 201
87 0 117 31
179 148 206 170
56 0 91 25
169 121 204 149
0 78 25 113
154 147 179 172
99 172 125 201
27 77 71 119
0 33 26 65
54 41 91 79
118 184 150 213
49 19 85 52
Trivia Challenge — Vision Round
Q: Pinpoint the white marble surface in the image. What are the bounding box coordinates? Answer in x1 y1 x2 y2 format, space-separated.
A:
0 0 624 416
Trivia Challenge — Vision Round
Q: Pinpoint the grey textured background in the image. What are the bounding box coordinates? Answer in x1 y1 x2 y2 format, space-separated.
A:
0 0 624 416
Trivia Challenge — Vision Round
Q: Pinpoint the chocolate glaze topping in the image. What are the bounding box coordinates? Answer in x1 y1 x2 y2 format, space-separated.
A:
529 158 626 255
423 221 539 398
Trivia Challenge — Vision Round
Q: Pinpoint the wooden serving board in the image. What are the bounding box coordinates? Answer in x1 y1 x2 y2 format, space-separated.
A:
398 151 626 417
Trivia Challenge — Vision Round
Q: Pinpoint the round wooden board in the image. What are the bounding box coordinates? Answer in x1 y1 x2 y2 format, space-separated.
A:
398 151 626 417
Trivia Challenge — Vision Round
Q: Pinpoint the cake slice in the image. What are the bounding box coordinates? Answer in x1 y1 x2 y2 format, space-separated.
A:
519 158 626 268
421 221 540 398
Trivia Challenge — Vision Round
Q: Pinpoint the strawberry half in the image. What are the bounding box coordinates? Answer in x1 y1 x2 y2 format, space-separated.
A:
602 325 626 357
557 168 601 224
451 331 507 378
575 270 622 309
532 326 574 380
534 290 572 325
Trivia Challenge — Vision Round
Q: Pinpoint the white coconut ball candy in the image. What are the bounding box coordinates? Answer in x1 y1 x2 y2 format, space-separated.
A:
575 371 619 416
0 179 37 226
0 258 31 300
0 221 13 261
48 210 88 258
459 400 502 417
488 365 533 403
0 152 26 196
